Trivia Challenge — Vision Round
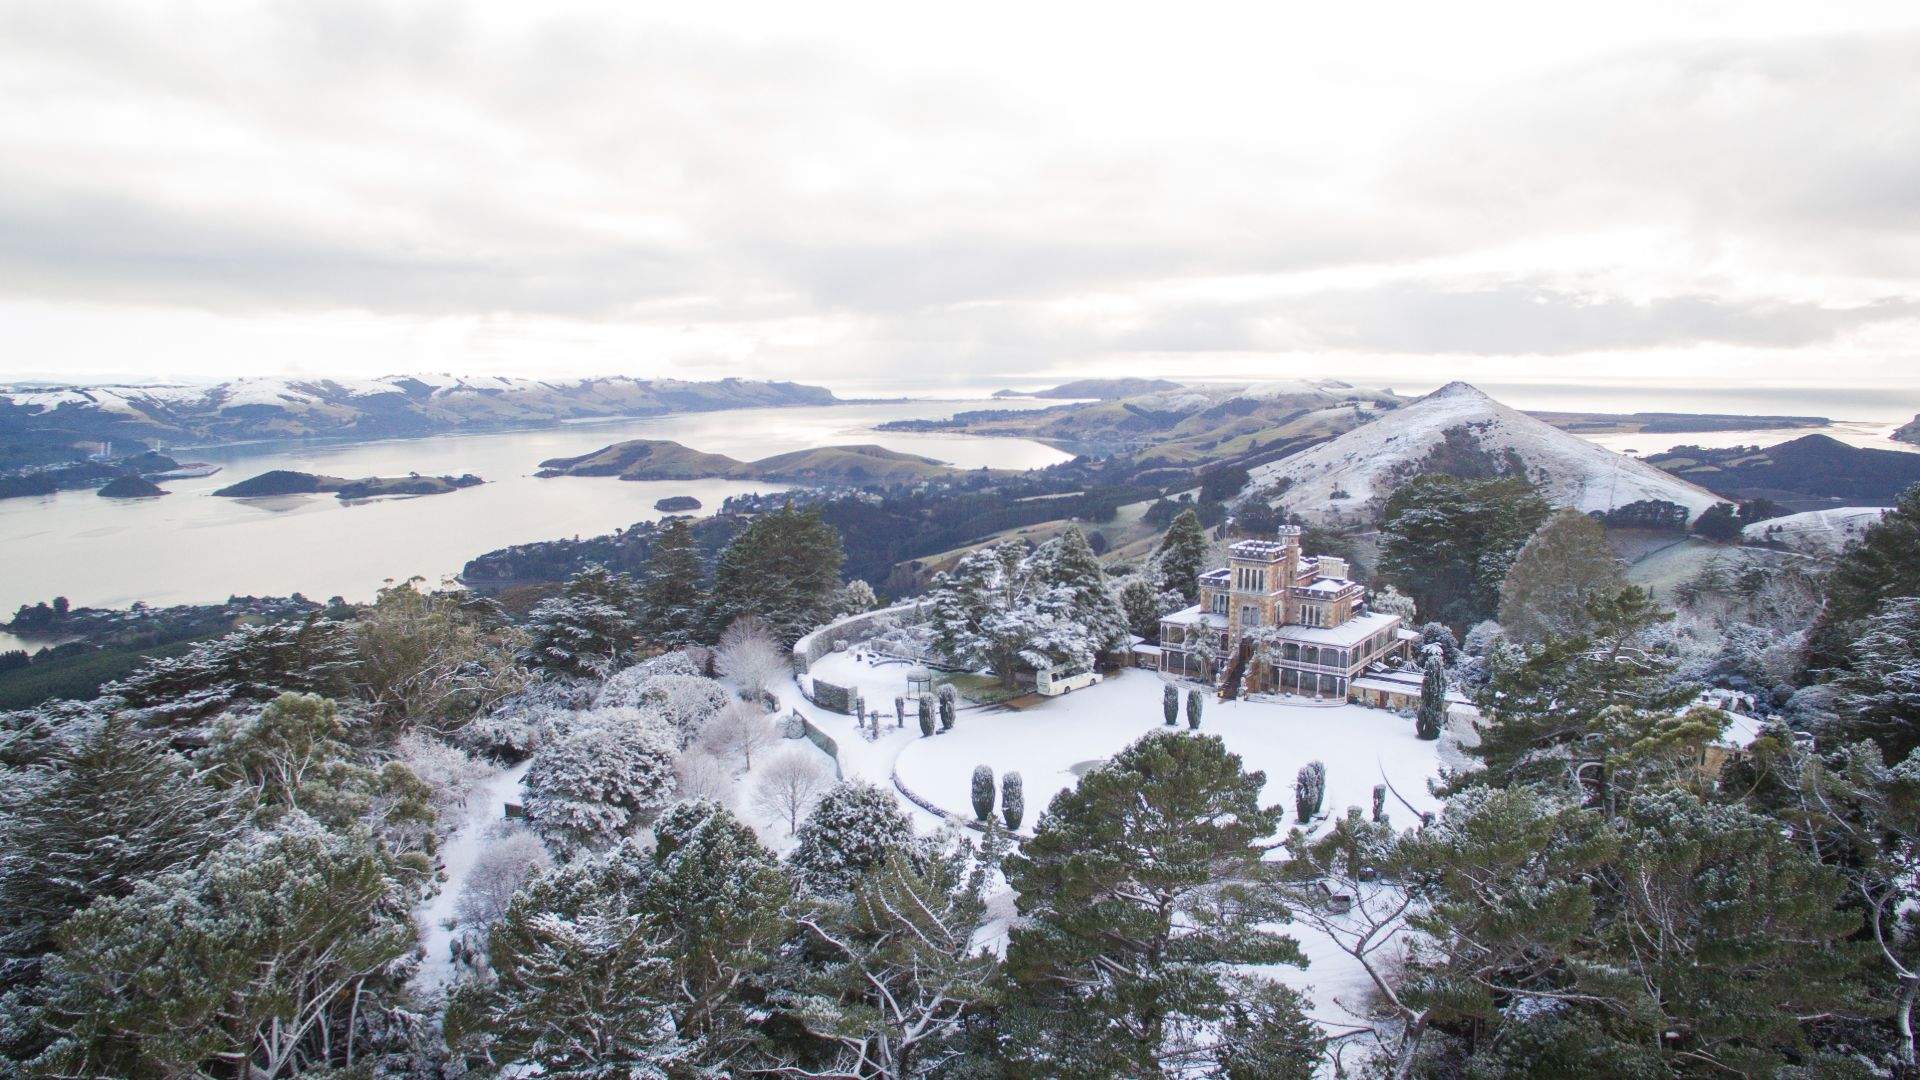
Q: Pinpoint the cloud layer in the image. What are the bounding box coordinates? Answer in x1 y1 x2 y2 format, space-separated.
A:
1 1 1918 397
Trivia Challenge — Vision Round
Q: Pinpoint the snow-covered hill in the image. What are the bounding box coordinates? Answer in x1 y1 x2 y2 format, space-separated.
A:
1743 506 1889 555
0 374 836 446
1245 381 1723 523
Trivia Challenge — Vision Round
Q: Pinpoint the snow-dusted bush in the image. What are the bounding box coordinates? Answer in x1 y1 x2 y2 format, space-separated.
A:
697 700 781 770
634 674 732 748
1462 620 1506 657
752 748 835 834
1294 761 1326 823
395 733 495 827
834 579 879 616
674 750 738 808
1001 771 1024 831
789 780 914 894
522 713 678 856
593 651 704 709
458 677 597 761
971 764 996 821
454 822 551 929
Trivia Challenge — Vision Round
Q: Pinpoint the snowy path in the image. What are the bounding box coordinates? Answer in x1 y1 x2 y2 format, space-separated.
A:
411 760 530 994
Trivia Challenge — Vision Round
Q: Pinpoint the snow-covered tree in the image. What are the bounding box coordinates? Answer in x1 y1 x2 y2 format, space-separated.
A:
635 673 733 748
927 530 1127 689
594 650 702 707
1828 597 1920 760
1155 509 1210 604
674 749 737 808
696 699 779 770
1369 583 1418 622
104 617 357 731
36 813 417 1079
1294 761 1325 822
705 505 845 645
1117 574 1164 641
351 578 527 731
522 564 646 678
522 711 679 855
937 683 958 731
1163 681 1179 726
1186 687 1203 729
780 830 999 1078
789 781 915 895
1001 771 1024 831
1004 731 1299 1076
835 579 879 617
917 693 935 737
753 748 836 834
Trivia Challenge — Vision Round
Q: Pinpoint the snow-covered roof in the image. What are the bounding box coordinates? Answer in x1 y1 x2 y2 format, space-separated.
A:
1268 611 1402 648
1198 568 1230 586
1229 539 1294 561
1351 669 1473 705
1131 643 1164 657
1160 605 1227 629
1299 577 1356 595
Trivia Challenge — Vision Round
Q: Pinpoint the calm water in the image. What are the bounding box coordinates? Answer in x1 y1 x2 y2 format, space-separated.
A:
0 399 1070 616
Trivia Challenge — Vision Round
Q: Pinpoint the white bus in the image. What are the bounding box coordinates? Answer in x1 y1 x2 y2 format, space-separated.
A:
1035 662 1103 696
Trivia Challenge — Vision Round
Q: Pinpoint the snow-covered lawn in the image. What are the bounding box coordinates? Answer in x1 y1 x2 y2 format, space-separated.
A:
892 668 1444 833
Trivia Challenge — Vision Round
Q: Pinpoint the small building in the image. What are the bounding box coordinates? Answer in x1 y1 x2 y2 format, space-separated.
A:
1157 529 1413 701
1350 666 1475 719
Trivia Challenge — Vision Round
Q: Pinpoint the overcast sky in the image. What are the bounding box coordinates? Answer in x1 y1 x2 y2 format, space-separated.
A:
2 1 1918 397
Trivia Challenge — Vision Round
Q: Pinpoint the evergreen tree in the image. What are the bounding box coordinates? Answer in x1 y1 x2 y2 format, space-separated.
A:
640 518 707 647
705 505 845 645
1467 586 1705 803
1004 731 1300 1076
1497 509 1627 645
104 617 357 730
918 693 935 737
938 684 958 731
790 781 915 895
523 564 646 677
972 765 996 821
1163 681 1179 726
1119 575 1164 641
1416 655 1447 740
928 534 1124 689
1692 500 1742 541
1809 484 1920 671
1185 687 1203 729
37 814 418 1079
522 711 679 855
1378 474 1550 629
1155 509 1209 605
1827 597 1920 761
1001 771 1024 831
781 833 1000 1078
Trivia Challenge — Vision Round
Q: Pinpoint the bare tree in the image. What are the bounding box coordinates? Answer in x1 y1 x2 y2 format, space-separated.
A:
675 749 738 807
716 615 789 701
455 823 552 929
699 700 781 770
752 748 834 834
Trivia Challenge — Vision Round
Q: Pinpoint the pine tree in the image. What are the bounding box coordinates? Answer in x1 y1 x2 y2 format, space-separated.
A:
790 781 915 895
1809 484 1920 671
640 518 707 647
0 713 240 1037
780 833 1000 1078
1416 656 1447 740
1827 597 1920 760
1155 509 1209 605
1378 474 1550 629
1467 586 1704 802
1163 681 1179 726
1119 575 1164 641
928 536 1124 689
972 765 996 821
1497 510 1627 645
522 712 679 855
1004 731 1299 1076
523 564 646 677
37 814 418 1079
705 505 845 645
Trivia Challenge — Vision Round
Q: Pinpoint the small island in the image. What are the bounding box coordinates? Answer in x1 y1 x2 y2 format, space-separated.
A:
213 470 484 500
96 474 168 499
1897 413 1919 447
653 495 702 512
538 439 955 486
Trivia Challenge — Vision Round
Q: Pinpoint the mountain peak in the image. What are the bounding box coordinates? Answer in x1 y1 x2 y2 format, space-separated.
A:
1421 381 1494 403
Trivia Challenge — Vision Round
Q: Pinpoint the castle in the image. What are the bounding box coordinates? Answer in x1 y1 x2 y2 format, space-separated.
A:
1157 527 1415 700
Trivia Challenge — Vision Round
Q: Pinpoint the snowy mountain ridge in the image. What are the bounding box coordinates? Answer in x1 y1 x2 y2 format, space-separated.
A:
0 374 836 446
1245 381 1724 523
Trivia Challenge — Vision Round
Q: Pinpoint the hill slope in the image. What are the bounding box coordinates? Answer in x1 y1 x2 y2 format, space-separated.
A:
1647 434 1920 508
1894 414 1918 447
1743 507 1890 555
1245 382 1723 523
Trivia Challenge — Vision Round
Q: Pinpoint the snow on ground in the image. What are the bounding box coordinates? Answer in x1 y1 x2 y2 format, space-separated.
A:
1744 505 1889 554
779 657 1445 1063
1247 381 1723 524
411 759 530 995
892 669 1444 835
